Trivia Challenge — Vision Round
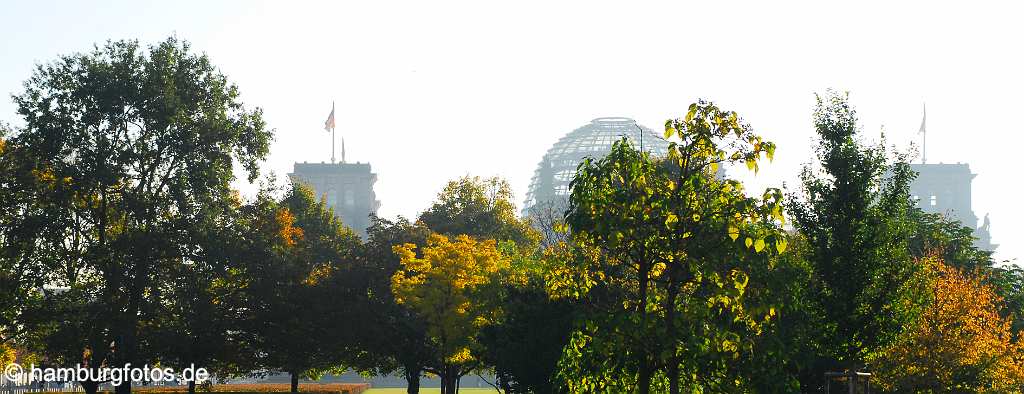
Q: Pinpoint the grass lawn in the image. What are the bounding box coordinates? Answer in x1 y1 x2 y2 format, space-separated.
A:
364 389 500 394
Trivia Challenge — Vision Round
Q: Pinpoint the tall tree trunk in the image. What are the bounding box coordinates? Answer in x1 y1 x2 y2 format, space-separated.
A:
636 270 652 394
115 257 146 394
290 371 299 393
445 375 458 394
80 380 99 394
665 272 681 394
667 358 680 394
637 363 653 394
114 324 136 394
404 366 421 394
440 364 458 394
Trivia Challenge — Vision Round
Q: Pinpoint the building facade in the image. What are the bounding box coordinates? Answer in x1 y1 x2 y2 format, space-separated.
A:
288 161 381 236
909 162 996 251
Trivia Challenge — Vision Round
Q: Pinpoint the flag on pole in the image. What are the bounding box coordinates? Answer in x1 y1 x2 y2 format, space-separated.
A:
324 102 336 132
919 102 927 164
918 103 926 134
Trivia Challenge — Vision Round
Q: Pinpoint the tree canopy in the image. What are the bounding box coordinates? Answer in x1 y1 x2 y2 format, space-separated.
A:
4 36 1024 394
870 258 1024 392
554 101 787 394
7 37 271 394
392 234 510 394
789 90 926 370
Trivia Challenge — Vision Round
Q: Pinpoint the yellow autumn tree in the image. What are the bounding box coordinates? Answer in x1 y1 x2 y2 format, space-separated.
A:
0 343 14 368
869 257 1024 393
392 233 509 394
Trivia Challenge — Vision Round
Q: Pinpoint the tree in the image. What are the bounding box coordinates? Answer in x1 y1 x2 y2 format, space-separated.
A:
991 266 1024 334
909 209 994 272
419 176 538 248
354 216 434 394
735 232 832 392
0 125 44 349
392 234 510 394
555 101 786 393
147 194 248 394
238 183 362 393
355 176 539 393
477 246 575 394
869 258 1024 393
788 90 926 372
524 198 572 250
9 37 271 394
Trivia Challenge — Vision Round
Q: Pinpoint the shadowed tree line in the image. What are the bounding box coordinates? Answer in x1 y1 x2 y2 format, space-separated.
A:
2 38 1024 394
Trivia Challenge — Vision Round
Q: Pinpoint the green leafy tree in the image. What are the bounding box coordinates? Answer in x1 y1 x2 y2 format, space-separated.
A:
356 176 538 393
788 90 926 373
477 247 575 394
237 183 362 393
736 232 830 392
354 216 434 394
991 266 1024 334
9 37 271 394
909 209 993 272
0 126 44 349
419 176 539 248
555 101 786 393
147 193 249 394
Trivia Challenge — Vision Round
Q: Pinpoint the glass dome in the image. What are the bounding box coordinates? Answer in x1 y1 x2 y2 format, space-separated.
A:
522 117 670 214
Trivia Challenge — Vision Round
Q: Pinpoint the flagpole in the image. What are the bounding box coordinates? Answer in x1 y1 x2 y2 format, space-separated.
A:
331 101 336 164
921 103 927 164
325 101 338 164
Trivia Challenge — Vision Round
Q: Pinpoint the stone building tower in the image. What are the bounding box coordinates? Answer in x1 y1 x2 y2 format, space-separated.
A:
909 162 995 251
289 161 381 237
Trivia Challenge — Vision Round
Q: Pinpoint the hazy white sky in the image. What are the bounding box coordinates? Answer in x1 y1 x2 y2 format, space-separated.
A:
1 1 1021 262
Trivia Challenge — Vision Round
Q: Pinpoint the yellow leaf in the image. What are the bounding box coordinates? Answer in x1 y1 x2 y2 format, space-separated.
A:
728 226 740 241
776 238 788 253
744 237 753 248
754 238 765 253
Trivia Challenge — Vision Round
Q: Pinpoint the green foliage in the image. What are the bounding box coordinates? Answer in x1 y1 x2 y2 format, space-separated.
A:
788 90 926 372
234 182 362 390
556 101 788 393
419 176 539 249
477 247 575 394
737 233 835 392
354 216 434 394
7 36 271 393
0 124 46 348
7 35 1024 394
909 209 994 272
